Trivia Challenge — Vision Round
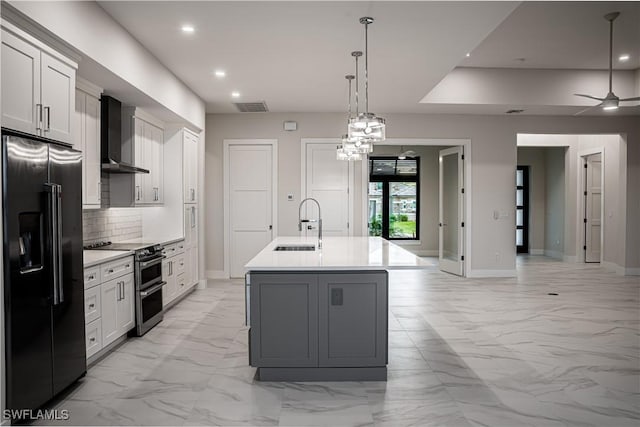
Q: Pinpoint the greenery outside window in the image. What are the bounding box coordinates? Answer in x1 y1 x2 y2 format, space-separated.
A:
368 157 419 240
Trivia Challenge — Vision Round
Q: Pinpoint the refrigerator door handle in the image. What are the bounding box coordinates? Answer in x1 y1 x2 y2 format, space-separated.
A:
45 183 60 305
56 184 64 303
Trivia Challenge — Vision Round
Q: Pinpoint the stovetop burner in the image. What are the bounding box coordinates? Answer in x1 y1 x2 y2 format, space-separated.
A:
83 240 159 252
83 241 112 250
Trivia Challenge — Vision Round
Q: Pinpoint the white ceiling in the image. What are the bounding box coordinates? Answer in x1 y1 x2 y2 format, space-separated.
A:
98 1 640 116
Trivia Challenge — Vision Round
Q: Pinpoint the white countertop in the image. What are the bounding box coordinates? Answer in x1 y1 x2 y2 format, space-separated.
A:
245 236 432 271
83 250 134 268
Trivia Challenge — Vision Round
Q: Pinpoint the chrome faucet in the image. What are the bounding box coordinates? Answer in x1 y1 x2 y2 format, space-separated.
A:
298 197 322 249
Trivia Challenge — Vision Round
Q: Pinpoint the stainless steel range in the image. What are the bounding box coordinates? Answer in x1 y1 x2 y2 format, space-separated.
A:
84 241 165 335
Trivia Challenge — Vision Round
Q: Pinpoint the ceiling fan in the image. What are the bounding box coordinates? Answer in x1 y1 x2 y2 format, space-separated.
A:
574 12 640 115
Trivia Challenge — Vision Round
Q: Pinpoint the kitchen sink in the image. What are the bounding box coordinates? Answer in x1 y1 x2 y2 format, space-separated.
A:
274 244 316 251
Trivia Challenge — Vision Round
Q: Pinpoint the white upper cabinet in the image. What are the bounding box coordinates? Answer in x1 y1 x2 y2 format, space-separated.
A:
183 130 199 203
40 52 75 143
1 24 76 144
1 28 40 135
74 82 102 208
129 113 164 206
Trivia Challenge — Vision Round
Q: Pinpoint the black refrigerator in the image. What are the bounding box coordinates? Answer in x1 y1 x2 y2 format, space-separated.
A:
2 129 86 414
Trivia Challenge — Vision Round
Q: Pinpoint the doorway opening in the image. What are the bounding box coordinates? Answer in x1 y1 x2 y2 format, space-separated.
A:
363 140 470 277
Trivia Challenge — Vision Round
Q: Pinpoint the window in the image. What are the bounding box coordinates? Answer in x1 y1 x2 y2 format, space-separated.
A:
516 166 529 253
368 157 419 240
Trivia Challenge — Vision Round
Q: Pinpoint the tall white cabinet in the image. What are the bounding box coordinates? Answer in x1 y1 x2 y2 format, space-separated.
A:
182 129 200 287
128 109 164 205
74 79 102 208
1 21 76 144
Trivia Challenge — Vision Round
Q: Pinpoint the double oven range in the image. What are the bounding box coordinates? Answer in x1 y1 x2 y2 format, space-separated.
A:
84 241 165 335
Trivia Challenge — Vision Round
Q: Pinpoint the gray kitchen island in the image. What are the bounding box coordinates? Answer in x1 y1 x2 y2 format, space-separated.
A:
244 236 430 381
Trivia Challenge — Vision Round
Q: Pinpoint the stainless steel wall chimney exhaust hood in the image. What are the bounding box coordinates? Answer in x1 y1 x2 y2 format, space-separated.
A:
101 95 149 174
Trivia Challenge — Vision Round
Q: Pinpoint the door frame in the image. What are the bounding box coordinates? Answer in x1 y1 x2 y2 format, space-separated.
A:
577 146 605 264
361 138 472 277
301 138 355 236
223 139 278 278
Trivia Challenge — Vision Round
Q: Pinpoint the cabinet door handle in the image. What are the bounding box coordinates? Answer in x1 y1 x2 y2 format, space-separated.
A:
44 106 51 132
191 207 196 228
89 337 96 343
191 188 195 201
98 182 101 201
88 274 95 280
36 104 43 131
88 303 95 309
136 185 141 201
108 269 114 274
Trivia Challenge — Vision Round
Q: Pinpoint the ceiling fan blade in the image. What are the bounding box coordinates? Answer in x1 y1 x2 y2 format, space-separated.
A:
574 94 605 101
574 105 598 116
619 96 640 102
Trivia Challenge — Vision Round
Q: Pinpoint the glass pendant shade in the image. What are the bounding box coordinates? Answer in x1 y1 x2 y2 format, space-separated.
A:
348 113 385 143
342 134 372 154
336 144 363 161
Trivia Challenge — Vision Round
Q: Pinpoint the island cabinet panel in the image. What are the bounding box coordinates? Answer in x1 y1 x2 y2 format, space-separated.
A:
250 274 318 367
249 270 388 378
318 272 388 367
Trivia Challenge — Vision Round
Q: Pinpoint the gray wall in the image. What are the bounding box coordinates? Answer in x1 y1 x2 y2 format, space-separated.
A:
545 148 566 258
205 112 640 276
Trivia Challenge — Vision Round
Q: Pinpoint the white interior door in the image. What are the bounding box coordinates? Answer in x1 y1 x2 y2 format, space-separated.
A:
229 145 273 278
304 143 350 236
584 153 602 263
439 146 464 276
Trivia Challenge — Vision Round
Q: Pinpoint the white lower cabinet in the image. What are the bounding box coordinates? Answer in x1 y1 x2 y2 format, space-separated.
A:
162 240 193 307
84 255 135 361
101 274 134 347
85 319 102 359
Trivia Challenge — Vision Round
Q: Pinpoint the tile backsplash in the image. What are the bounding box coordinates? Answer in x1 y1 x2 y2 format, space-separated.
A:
82 209 142 245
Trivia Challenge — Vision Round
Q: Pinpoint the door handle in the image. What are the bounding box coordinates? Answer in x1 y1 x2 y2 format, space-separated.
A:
36 104 43 131
44 106 51 132
45 183 63 305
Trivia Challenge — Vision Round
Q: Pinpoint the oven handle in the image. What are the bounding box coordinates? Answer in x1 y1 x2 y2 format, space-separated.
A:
140 281 165 298
139 256 166 269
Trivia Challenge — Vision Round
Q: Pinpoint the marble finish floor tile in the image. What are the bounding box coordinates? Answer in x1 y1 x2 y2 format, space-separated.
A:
40 256 640 426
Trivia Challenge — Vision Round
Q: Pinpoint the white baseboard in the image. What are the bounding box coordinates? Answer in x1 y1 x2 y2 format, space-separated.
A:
602 261 640 276
197 279 207 290
414 250 439 257
544 249 564 260
625 268 640 276
206 270 228 279
529 249 544 255
467 269 517 278
563 255 577 263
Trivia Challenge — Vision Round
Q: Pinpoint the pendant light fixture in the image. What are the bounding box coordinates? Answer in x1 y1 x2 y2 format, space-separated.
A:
347 17 386 143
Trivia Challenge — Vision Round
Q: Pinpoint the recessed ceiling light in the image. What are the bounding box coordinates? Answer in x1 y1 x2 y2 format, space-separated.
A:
181 25 195 33
214 70 226 78
619 54 630 61
231 91 240 98
465 53 471 57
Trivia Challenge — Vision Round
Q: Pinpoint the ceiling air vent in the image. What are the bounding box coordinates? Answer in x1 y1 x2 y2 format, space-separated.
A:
233 101 269 113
